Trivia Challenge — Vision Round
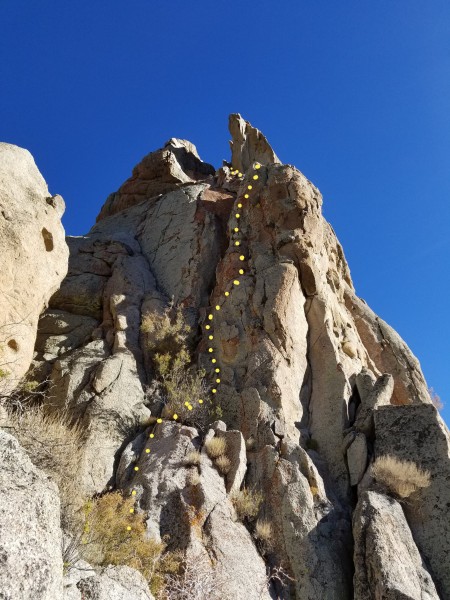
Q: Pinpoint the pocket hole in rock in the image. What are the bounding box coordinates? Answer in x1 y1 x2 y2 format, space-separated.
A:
42 228 54 251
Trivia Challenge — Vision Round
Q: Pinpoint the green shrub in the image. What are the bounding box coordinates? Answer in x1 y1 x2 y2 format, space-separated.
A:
79 492 180 596
141 306 209 425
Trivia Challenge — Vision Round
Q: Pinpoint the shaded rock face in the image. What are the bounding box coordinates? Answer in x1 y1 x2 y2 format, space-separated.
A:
20 113 449 599
0 143 69 390
0 430 63 600
353 490 439 600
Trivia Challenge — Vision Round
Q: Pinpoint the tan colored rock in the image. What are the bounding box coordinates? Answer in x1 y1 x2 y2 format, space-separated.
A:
96 138 215 221
345 288 430 406
0 143 69 390
353 490 439 599
229 113 281 172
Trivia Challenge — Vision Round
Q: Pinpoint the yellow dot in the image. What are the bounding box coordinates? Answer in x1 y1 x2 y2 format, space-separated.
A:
215 368 220 373
248 185 253 190
212 358 217 363
244 194 249 199
208 348 213 353
237 203 242 208
184 401 190 406
225 291 230 297
235 241 240 246
134 466 139 471
238 172 243 177
208 314 213 320
131 490 137 496
216 378 221 383
215 305 220 310
188 405 193 411
253 175 259 180
255 163 261 169
199 399 204 404
209 335 213 340
205 324 211 330
127 526 132 531
239 269 244 275
157 418 163 424
239 255 245 261
173 414 178 420
150 433 154 438
234 280 240 286
130 508 134 513
145 448 150 454
235 213 240 218
212 389 217 394
234 227 239 232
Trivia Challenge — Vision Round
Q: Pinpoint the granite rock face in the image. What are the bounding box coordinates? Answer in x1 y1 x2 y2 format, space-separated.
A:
2 114 448 599
0 430 64 600
0 143 69 390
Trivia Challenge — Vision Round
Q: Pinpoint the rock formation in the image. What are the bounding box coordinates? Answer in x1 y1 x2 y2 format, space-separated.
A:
1 114 449 599
0 143 69 391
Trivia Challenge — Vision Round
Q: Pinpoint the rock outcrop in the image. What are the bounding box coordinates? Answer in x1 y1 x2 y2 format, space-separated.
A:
0 143 69 390
1 114 448 599
0 430 64 600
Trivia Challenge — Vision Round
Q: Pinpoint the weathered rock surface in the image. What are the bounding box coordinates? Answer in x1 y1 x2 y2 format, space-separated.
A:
353 490 439 600
118 421 270 599
76 566 155 600
0 143 69 390
374 405 450 599
0 430 63 599
7 114 448 599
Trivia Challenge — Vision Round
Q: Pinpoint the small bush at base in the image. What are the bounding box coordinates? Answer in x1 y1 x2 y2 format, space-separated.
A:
79 492 180 596
231 487 263 521
372 455 431 499
204 436 227 459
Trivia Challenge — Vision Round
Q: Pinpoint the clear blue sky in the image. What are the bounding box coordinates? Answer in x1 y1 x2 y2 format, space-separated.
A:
1 1 449 424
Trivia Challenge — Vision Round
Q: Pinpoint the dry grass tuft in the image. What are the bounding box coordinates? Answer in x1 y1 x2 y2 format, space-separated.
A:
204 436 227 459
184 450 202 467
255 519 274 551
215 455 231 475
5 407 84 530
245 437 255 451
231 487 263 521
428 387 444 411
187 470 201 487
372 455 431 499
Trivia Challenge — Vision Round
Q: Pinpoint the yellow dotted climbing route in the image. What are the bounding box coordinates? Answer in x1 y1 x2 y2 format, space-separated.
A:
127 161 264 517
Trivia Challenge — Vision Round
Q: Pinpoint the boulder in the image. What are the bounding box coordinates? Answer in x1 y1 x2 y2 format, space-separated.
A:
0 143 68 390
0 430 64 599
353 490 439 600
374 404 450 599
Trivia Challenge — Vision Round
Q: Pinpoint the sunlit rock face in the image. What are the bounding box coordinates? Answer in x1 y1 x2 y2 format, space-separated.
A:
10 113 448 599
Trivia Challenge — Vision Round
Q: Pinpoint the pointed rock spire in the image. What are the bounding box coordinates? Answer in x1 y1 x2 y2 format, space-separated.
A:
228 113 281 172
